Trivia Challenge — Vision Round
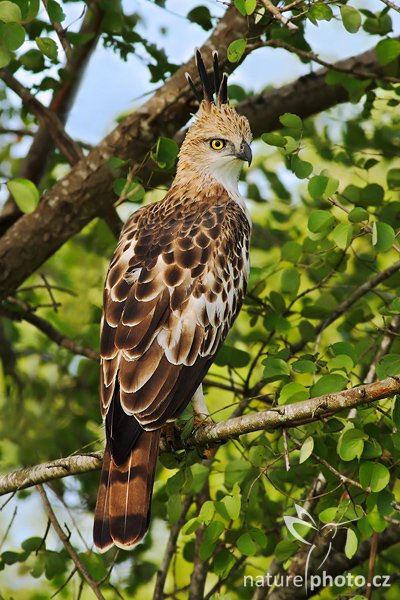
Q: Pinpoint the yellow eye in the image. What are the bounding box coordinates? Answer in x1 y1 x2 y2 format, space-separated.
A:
210 139 225 150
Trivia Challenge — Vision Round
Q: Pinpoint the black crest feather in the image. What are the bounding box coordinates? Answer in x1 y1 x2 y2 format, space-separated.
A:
186 49 229 107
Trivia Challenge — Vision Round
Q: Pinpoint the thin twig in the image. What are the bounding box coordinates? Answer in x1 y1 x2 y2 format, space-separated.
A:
0 506 17 550
42 0 72 57
1 297 99 361
366 532 379 600
153 495 193 600
380 0 400 13
250 38 400 83
0 69 83 165
261 0 299 30
36 484 106 600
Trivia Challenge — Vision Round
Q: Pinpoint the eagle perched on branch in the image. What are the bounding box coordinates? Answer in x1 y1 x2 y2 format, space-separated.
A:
94 50 253 551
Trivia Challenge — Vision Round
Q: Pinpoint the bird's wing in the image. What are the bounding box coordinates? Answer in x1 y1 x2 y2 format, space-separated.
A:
100 189 250 449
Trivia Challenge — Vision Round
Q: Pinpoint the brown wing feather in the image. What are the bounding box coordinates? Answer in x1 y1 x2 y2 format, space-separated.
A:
94 186 250 550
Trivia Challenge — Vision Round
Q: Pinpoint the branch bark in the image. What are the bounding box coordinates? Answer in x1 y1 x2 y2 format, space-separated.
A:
0 34 394 301
1 375 399 496
0 5 262 301
0 2 104 234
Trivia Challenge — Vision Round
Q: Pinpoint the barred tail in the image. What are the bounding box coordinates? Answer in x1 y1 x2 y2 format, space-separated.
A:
93 431 160 552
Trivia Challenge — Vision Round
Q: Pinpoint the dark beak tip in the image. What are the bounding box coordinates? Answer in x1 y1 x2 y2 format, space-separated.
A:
243 142 252 166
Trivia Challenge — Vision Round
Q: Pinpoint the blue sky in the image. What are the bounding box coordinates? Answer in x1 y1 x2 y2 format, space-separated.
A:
65 0 400 143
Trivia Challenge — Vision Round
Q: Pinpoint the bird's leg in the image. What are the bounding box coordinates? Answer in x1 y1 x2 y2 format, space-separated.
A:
191 384 213 427
191 384 216 459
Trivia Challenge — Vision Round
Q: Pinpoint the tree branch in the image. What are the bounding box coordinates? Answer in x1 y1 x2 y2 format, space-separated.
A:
0 298 99 361
0 69 83 165
0 34 395 299
0 2 104 234
36 484 106 600
291 259 400 355
261 0 298 31
1 375 399 496
0 5 262 301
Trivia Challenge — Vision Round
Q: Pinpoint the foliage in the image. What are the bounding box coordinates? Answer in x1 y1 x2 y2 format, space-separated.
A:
0 0 400 599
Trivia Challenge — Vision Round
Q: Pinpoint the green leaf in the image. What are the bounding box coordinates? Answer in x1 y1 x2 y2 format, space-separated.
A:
0 46 12 67
376 354 400 378
299 436 314 464
340 5 361 33
281 267 300 298
332 223 353 249
338 428 368 461
214 345 250 368
308 210 335 234
278 382 309 404
0 22 25 49
213 550 236 577
35 36 58 60
367 508 387 532
78 553 107 580
291 155 313 179
281 241 302 262
376 38 400 65
328 354 354 373
44 551 66 579
204 520 224 543
372 221 395 252
319 507 337 523
237 533 257 556
392 396 400 429
308 175 328 199
21 537 43 552
261 132 286 148
348 207 369 223
279 113 303 129
151 136 179 170
244 0 257 15
262 357 290 381
222 494 241 521
275 540 297 561
167 494 183 524
310 373 347 397
47 0 65 22
359 462 390 492
0 1 22 22
187 6 212 31
7 178 39 213
227 38 246 63
387 168 400 190
345 528 358 559
234 0 246 16
292 359 316 374
182 517 200 536
199 500 215 524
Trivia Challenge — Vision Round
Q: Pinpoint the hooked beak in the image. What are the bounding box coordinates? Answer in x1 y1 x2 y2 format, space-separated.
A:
236 140 252 166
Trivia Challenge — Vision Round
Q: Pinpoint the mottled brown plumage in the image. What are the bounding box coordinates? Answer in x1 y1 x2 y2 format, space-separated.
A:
94 50 252 552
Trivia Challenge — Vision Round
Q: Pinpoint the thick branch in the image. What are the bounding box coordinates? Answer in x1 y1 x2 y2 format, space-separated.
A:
0 3 104 234
239 44 393 139
0 6 261 301
1 376 399 496
0 38 394 298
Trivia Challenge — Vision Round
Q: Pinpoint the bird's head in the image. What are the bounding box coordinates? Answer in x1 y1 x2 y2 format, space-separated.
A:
176 50 252 192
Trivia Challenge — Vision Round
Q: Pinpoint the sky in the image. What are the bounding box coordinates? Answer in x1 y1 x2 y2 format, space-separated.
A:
64 0 400 143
